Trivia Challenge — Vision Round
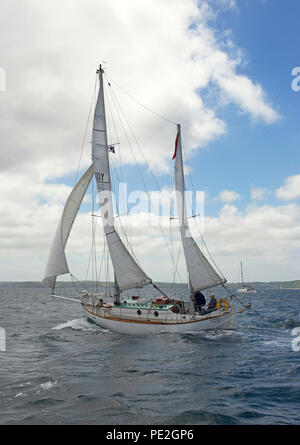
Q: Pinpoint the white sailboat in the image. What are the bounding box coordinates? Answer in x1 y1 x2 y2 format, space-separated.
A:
237 261 256 294
43 65 250 334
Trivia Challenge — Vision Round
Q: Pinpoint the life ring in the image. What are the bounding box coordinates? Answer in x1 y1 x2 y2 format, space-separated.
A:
216 298 229 311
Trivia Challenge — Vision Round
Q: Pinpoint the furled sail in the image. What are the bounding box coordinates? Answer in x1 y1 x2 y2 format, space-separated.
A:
92 66 151 290
43 165 94 289
173 125 226 291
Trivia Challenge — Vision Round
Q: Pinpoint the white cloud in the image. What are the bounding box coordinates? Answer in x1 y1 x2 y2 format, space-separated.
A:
219 189 241 202
0 0 279 177
197 202 300 281
215 73 280 124
276 174 300 201
251 187 267 201
0 0 283 282
71 201 300 283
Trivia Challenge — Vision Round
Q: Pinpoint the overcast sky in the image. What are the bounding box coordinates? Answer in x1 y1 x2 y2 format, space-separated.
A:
1 0 300 284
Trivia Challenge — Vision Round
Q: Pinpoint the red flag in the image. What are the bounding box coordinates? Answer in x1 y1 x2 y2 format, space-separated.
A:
172 132 179 160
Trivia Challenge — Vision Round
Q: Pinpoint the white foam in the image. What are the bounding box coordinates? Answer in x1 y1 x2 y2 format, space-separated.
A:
40 380 58 391
15 392 27 398
263 338 291 348
52 318 97 332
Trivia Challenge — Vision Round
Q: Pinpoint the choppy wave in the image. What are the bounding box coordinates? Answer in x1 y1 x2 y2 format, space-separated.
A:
1 284 300 425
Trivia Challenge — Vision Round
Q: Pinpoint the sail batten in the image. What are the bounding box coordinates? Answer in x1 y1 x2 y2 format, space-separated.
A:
174 125 226 292
43 165 94 289
92 66 151 291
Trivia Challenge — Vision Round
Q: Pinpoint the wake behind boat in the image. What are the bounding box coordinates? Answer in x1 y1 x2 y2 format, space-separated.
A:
42 65 251 334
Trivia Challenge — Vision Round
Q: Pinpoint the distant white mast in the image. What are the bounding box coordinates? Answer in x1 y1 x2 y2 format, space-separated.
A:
240 261 244 286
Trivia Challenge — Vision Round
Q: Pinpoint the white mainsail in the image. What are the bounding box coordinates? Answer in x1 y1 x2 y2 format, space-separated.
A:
92 66 151 291
174 124 226 292
43 165 94 289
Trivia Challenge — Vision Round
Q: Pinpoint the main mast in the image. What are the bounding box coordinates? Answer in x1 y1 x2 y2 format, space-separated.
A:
96 65 120 303
92 64 152 296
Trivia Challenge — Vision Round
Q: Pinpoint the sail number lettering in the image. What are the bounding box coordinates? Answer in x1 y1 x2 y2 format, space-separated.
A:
95 172 105 183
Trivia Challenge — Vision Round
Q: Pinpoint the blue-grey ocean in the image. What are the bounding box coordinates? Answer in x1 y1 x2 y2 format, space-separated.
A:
0 282 299 425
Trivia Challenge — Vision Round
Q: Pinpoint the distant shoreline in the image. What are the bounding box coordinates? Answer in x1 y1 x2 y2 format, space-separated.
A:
273 287 300 290
1 280 300 290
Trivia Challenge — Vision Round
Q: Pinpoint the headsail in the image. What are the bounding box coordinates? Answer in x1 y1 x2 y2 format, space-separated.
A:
92 66 151 291
173 125 226 292
43 165 94 289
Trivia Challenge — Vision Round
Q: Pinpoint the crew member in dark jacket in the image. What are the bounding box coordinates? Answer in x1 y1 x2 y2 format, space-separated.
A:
194 290 206 313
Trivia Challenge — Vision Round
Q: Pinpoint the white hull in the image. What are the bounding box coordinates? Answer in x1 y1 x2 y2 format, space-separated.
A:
82 304 238 335
237 288 256 294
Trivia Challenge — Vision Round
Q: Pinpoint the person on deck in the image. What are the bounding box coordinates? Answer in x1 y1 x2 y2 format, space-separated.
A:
194 290 206 313
207 293 217 313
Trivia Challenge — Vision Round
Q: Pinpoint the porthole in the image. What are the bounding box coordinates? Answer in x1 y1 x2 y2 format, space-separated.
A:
154 311 159 317
137 310 142 316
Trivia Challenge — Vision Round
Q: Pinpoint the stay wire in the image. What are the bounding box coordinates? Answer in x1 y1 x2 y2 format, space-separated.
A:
105 73 178 126
74 74 98 185
105 83 134 252
106 80 182 281
181 139 226 282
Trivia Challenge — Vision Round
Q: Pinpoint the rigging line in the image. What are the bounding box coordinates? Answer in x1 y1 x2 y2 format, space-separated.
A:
222 284 250 309
104 81 122 175
106 83 172 267
105 73 177 126
105 84 134 250
169 216 174 281
105 82 133 249
110 163 132 253
169 216 184 289
231 293 251 310
106 242 112 296
107 83 178 269
105 83 145 267
85 179 100 282
69 274 86 297
181 140 226 282
96 235 107 284
108 81 169 196
171 236 183 297
92 176 99 291
74 74 98 185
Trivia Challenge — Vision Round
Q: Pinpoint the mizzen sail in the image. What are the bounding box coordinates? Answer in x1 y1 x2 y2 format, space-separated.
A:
43 164 94 289
92 66 151 290
174 125 226 291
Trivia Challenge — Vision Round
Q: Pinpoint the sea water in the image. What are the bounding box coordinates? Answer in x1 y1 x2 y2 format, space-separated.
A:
0 283 299 425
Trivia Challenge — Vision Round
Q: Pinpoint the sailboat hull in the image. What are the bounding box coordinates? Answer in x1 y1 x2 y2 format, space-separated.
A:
82 305 237 334
237 288 256 294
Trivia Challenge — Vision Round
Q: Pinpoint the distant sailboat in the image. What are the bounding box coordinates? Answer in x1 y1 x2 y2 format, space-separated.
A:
42 65 250 334
237 261 256 294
